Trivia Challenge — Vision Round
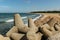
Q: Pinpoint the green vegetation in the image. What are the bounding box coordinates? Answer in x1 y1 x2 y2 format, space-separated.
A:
30 11 60 13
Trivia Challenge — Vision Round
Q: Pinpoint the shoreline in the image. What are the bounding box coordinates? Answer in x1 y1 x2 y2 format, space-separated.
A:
0 13 60 40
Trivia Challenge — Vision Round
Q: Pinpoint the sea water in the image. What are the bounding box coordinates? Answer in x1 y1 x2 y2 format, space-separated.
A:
0 13 42 35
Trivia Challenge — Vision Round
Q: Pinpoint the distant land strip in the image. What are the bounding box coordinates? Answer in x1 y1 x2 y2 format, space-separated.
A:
30 11 60 13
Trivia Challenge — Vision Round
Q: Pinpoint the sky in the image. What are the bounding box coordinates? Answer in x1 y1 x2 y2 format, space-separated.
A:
0 0 60 13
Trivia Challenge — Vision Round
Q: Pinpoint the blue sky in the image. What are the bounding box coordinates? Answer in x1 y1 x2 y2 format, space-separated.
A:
0 0 60 13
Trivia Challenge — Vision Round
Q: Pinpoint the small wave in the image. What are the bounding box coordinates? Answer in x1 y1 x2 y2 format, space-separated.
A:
22 16 27 19
5 16 27 22
5 19 14 22
33 15 42 21
1 15 42 24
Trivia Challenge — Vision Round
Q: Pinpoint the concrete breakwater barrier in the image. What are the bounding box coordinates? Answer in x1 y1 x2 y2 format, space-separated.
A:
0 13 60 40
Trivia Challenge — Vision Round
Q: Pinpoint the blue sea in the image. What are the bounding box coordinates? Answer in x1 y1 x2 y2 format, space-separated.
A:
0 13 42 35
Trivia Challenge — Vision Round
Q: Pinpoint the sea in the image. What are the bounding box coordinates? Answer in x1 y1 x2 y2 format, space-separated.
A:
0 13 42 35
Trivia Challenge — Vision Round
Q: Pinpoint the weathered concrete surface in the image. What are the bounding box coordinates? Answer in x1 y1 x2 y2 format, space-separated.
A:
47 32 60 40
34 15 52 27
6 26 18 37
0 35 10 40
28 18 38 32
27 18 38 40
41 27 53 37
11 33 25 40
14 14 29 33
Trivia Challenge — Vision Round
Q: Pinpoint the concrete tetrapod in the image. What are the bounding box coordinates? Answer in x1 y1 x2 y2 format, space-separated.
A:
47 32 60 40
36 32 43 40
40 24 60 39
14 14 24 26
47 17 57 27
58 24 60 27
34 15 52 27
3 37 11 40
28 18 38 32
27 18 42 40
6 26 18 37
10 33 25 40
14 14 29 33
42 14 60 31
0 35 4 40
41 27 53 37
27 32 38 40
40 24 55 31
0 35 10 40
40 24 50 29
54 16 60 24
55 24 60 31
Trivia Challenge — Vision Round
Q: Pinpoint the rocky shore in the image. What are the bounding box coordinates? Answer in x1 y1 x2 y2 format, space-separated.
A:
0 13 60 40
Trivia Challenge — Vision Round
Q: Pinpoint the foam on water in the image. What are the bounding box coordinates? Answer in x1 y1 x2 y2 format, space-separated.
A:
22 16 27 19
4 14 42 25
33 14 42 21
1 14 42 26
5 16 27 22
5 19 14 22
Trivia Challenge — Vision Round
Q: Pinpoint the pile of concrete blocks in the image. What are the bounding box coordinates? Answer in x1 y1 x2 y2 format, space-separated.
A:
34 14 60 40
0 13 60 40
